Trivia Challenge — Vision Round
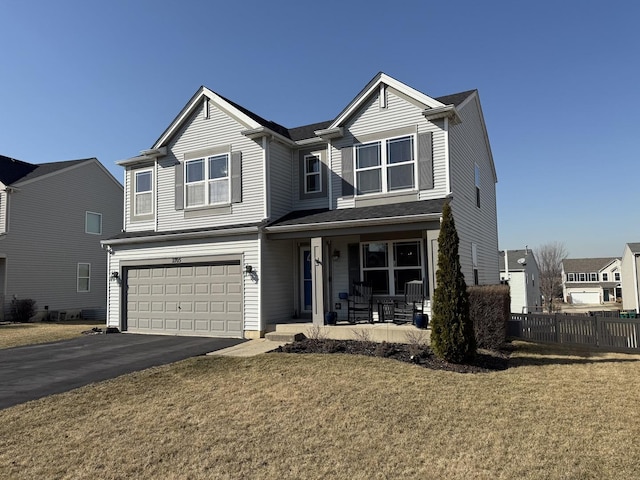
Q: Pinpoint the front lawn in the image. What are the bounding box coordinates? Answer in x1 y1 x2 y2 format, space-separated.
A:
0 341 638 479
0 321 105 349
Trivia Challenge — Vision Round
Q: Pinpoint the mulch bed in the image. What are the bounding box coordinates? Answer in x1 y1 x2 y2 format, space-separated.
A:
271 339 511 373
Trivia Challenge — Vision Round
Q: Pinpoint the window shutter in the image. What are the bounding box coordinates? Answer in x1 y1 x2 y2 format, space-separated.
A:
418 132 434 190
298 151 305 200
341 146 354 197
174 163 184 210
231 151 242 203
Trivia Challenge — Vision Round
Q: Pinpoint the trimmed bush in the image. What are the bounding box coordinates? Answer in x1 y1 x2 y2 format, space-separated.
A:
10 298 37 323
468 285 510 350
430 203 476 363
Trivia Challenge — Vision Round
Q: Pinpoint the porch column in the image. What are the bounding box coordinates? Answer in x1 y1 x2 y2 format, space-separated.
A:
311 236 325 326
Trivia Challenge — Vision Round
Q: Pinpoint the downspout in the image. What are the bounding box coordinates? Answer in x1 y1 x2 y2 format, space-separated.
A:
327 139 333 210
444 117 451 195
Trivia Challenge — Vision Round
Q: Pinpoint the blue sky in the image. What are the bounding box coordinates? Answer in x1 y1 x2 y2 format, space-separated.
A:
1 0 638 258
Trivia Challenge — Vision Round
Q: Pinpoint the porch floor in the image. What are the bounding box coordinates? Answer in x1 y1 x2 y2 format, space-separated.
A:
266 321 431 344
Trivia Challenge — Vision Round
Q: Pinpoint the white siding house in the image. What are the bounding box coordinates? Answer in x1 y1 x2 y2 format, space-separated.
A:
621 243 640 313
499 249 541 313
103 73 499 338
562 257 622 305
0 156 123 320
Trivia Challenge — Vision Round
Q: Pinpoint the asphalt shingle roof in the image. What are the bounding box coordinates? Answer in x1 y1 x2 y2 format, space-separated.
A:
627 243 640 254
562 258 619 272
0 156 93 186
267 198 446 228
498 249 535 271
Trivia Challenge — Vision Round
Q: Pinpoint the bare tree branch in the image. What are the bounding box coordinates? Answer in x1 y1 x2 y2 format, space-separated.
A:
533 242 568 313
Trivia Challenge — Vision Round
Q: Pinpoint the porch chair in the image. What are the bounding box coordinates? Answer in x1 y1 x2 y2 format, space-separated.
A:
393 280 425 324
347 281 373 324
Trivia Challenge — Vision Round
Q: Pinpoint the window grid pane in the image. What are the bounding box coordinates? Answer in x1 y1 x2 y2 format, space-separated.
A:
387 164 414 191
208 155 228 180
357 170 381 194
387 136 413 164
135 171 152 193
186 159 205 183
356 143 381 169
208 179 229 204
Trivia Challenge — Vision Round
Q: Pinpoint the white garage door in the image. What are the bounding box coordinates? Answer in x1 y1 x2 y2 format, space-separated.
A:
571 292 600 305
126 262 243 337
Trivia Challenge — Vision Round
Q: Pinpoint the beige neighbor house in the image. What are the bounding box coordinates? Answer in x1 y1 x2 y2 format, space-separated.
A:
0 155 123 320
621 243 640 313
499 248 541 313
561 257 622 306
102 72 499 338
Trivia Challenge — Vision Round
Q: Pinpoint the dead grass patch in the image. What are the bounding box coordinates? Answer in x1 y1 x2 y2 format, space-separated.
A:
0 341 638 479
0 321 105 349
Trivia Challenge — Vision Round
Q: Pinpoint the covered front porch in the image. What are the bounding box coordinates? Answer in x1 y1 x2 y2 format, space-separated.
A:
262 199 446 330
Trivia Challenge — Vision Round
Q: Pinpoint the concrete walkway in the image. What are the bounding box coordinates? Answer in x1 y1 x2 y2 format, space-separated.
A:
209 338 286 357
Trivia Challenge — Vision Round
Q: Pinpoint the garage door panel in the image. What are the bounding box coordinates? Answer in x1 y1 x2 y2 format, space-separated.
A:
126 261 243 337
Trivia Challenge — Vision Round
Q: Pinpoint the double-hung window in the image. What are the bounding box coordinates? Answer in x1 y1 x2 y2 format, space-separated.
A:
304 154 321 194
567 273 575 281
589 273 598 281
355 135 415 195
614 272 621 282
602 273 608 281
185 154 229 207
77 263 90 292
134 170 153 216
362 240 422 295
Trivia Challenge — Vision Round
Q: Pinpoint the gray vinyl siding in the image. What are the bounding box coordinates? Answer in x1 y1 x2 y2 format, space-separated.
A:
1 161 123 317
106 236 261 333
261 238 295 323
330 89 448 210
268 140 293 221
448 95 499 285
292 146 329 211
155 101 266 231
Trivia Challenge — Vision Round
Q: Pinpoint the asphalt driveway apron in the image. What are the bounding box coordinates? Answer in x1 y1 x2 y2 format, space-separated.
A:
0 333 245 410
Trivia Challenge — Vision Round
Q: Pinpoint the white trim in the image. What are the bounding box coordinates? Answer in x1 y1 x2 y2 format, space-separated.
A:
154 88 261 149
329 73 445 129
264 212 441 233
361 239 424 296
303 153 322 194
327 139 333 210
101 225 261 246
134 168 154 216
263 137 269 219
354 133 416 196
184 153 231 208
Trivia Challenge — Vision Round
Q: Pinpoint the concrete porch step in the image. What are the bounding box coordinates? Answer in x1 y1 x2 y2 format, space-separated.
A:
264 331 306 343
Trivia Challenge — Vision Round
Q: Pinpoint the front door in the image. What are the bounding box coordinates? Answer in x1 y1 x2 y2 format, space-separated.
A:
300 248 312 313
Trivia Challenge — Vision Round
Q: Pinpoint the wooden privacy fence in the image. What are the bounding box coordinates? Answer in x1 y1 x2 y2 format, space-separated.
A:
509 313 640 353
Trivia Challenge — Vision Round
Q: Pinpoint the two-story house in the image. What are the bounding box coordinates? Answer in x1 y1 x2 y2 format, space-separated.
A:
499 248 541 313
562 257 622 305
0 155 123 320
103 73 499 338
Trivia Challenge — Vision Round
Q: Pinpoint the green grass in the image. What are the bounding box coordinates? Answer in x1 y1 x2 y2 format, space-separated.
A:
0 341 638 479
0 321 105 349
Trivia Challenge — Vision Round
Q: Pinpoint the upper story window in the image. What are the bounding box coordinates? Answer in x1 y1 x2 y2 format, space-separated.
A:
589 272 598 281
185 154 229 208
579 273 586 282
135 170 153 216
602 273 608 281
85 212 102 235
614 272 621 282
567 273 575 281
475 163 481 208
355 135 415 195
304 154 322 194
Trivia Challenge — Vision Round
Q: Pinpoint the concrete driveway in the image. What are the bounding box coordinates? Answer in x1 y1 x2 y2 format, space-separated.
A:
0 333 245 410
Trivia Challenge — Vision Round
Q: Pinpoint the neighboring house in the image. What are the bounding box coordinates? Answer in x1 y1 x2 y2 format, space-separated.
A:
621 243 640 313
102 72 499 338
561 257 622 305
499 248 541 313
0 155 123 320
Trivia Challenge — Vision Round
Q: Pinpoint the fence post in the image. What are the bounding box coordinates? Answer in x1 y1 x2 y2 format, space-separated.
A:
554 313 560 344
595 316 600 348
